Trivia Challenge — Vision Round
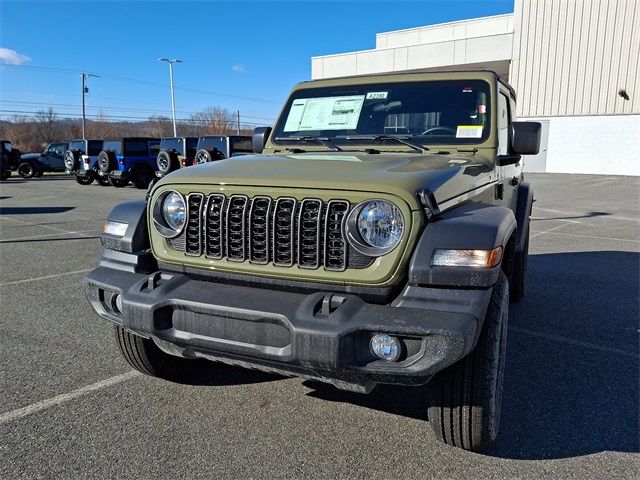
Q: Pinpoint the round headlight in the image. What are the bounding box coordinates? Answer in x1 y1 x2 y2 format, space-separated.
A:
346 200 405 256
152 190 186 238
162 192 186 231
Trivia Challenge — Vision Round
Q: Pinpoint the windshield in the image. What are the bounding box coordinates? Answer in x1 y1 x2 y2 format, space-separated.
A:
103 140 122 155
272 80 490 148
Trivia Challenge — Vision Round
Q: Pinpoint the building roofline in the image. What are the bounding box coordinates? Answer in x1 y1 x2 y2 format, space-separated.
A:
375 13 514 37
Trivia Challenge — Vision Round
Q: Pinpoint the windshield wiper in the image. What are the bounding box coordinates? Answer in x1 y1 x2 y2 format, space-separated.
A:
274 136 342 151
344 135 428 153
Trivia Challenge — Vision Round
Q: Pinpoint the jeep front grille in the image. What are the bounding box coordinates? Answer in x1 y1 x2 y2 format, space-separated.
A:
180 193 351 271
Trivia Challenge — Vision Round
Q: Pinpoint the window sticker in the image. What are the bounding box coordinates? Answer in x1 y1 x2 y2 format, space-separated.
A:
283 95 365 132
456 125 483 138
366 91 388 100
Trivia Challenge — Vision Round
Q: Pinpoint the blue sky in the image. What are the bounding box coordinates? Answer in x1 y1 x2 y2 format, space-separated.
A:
1 0 514 126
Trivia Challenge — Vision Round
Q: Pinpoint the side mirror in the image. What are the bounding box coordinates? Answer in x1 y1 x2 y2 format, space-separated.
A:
252 127 272 153
512 122 541 155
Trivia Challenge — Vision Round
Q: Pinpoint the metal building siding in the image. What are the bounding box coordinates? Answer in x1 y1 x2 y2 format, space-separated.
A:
511 0 640 117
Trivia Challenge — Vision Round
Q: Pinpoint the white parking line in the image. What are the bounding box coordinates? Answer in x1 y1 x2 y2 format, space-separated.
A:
538 230 640 243
0 229 99 242
0 371 142 425
530 223 568 238
0 269 92 287
510 326 640 359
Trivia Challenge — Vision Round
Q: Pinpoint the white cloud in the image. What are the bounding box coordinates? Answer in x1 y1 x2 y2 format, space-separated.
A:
231 64 245 73
0 47 31 65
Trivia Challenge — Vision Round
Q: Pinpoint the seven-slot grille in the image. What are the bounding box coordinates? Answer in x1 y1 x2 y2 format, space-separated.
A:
180 193 350 271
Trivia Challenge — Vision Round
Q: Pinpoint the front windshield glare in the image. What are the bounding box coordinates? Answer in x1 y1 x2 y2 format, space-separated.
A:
273 80 490 147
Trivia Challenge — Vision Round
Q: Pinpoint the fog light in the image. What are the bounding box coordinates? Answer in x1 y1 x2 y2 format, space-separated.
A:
113 293 123 314
370 333 401 361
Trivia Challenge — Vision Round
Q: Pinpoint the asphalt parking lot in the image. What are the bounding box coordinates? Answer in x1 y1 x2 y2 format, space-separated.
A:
0 173 638 479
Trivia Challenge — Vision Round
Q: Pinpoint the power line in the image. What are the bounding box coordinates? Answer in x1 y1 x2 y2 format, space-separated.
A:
2 64 282 104
0 100 276 122
0 109 271 127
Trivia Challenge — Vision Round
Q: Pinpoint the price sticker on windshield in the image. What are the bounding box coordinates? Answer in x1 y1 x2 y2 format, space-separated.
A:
366 91 388 100
456 125 483 138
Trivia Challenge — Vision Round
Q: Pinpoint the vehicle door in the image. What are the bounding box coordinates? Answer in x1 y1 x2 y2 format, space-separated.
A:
496 89 520 212
43 143 67 170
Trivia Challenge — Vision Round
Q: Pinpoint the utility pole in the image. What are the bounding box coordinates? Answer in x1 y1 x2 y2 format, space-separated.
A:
159 58 182 136
81 73 99 139
237 110 240 135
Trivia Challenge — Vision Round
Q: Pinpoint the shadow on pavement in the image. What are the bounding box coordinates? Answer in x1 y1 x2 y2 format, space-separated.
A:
304 251 640 460
0 206 75 215
531 210 610 221
172 360 284 387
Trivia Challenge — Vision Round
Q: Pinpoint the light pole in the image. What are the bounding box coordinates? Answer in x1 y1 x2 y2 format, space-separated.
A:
81 72 99 139
159 58 181 136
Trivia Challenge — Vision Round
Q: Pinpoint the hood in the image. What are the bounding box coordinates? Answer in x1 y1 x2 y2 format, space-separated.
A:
21 153 41 160
158 151 494 209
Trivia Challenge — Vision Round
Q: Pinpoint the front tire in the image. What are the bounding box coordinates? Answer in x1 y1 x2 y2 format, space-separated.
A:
428 272 509 453
17 162 35 178
74 174 94 185
114 326 193 380
131 165 154 189
108 177 129 188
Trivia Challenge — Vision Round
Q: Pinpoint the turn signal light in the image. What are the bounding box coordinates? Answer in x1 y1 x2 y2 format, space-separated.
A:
431 246 502 268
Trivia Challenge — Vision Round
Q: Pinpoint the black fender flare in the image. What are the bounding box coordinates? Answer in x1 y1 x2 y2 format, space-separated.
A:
515 181 534 253
99 199 149 253
407 202 516 288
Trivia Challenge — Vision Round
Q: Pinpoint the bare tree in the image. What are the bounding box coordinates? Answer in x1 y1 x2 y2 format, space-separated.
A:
34 108 61 145
190 107 235 135
87 109 117 139
147 115 173 138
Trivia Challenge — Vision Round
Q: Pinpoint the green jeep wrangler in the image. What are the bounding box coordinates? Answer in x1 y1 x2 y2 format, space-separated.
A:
85 71 540 452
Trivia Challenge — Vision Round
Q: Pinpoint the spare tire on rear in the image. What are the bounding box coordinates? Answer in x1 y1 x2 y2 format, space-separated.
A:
97 150 116 174
156 150 179 175
64 150 80 171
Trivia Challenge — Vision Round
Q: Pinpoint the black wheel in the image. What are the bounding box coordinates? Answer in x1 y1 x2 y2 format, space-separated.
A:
428 271 509 453
108 176 129 188
114 326 194 380
97 150 116 175
34 170 44 178
156 150 179 175
131 165 154 189
194 149 213 164
74 174 94 185
64 150 80 171
0 172 9 181
17 162 35 178
510 218 530 302
97 174 111 186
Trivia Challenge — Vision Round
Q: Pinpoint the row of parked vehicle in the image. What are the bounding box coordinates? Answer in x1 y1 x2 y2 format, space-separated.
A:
0 135 252 188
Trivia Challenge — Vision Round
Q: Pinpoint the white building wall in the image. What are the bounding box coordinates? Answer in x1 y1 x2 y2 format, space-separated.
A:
511 0 640 117
523 115 640 176
311 15 513 80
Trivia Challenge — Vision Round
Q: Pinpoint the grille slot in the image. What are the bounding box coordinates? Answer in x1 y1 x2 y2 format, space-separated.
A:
171 193 364 270
248 196 272 264
185 193 203 256
225 195 248 261
273 197 296 267
324 200 350 271
297 199 323 269
204 194 225 259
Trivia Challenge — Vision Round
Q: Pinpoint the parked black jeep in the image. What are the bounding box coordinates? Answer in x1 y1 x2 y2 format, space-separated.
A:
0 140 18 180
155 137 198 176
193 135 252 164
16 142 68 178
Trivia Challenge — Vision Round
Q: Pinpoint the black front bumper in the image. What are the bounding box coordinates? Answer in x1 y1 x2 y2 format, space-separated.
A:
85 251 493 392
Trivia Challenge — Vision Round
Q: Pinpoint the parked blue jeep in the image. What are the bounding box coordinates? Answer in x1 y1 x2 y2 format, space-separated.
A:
97 137 160 188
64 139 105 185
17 142 68 178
